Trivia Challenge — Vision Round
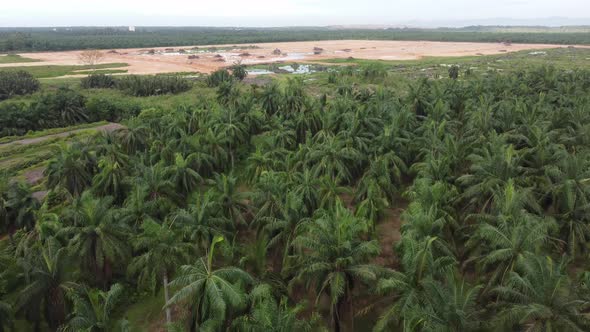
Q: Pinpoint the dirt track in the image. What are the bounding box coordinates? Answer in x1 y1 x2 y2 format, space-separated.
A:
0 40 580 76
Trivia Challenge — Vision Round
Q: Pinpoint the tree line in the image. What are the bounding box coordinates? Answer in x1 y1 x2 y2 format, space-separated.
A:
1 27 589 52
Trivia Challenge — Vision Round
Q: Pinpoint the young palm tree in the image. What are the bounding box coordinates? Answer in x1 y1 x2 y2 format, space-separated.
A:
467 181 553 287
231 284 317 332
62 283 125 332
59 192 130 287
374 236 456 331
166 236 253 331
292 202 380 332
128 220 192 325
493 254 590 331
308 134 362 184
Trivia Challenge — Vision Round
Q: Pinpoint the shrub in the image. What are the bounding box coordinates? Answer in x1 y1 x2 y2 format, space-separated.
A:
116 75 192 96
207 69 233 87
361 63 387 80
231 63 248 81
85 96 141 122
449 65 460 79
0 70 40 100
0 101 33 137
29 87 88 127
80 73 117 89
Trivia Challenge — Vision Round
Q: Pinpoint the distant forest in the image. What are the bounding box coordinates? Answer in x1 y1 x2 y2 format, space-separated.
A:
1 26 589 52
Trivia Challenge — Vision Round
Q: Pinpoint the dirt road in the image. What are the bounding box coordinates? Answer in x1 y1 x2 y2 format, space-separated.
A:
1 40 581 76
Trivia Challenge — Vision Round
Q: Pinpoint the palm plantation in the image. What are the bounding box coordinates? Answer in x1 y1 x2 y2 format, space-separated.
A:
1 58 590 332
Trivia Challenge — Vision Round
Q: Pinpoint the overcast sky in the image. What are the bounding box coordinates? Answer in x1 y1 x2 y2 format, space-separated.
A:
1 0 588 27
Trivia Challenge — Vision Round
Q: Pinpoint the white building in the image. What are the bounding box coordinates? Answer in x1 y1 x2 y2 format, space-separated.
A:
129 26 136 32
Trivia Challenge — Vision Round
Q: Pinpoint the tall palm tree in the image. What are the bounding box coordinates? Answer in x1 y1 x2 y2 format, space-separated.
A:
59 192 130 287
62 283 125 332
167 153 203 199
17 237 72 330
128 220 192 325
166 236 253 331
208 173 252 226
292 202 380 332
92 157 128 204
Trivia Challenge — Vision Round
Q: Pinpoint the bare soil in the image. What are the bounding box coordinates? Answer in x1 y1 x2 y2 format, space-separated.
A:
1 40 580 77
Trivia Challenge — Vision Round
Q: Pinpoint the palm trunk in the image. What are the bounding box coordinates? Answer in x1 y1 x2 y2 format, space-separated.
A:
163 273 172 325
348 283 354 332
332 302 341 332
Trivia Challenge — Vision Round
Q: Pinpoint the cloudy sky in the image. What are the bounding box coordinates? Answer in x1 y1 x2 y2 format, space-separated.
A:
1 0 588 27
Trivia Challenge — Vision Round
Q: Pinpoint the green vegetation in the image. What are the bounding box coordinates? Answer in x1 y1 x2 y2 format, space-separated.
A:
1 26 590 53
0 54 39 64
115 75 193 97
2 48 590 332
0 87 140 137
0 70 40 101
0 63 128 78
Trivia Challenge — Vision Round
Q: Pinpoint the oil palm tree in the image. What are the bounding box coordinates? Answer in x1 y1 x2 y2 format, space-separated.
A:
92 157 128 204
374 237 456 331
208 173 252 226
128 219 192 325
62 283 125 332
168 153 203 199
59 192 130 287
493 254 590 331
0 300 13 332
292 202 380 332
171 190 233 253
166 236 253 331
231 284 317 332
17 237 72 330
3 181 39 245
45 141 97 197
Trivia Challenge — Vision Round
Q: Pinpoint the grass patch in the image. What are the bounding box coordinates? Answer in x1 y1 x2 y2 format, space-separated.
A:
0 54 40 64
0 121 108 144
122 291 166 332
0 63 129 78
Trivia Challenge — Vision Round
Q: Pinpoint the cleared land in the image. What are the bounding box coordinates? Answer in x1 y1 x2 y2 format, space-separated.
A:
0 40 583 77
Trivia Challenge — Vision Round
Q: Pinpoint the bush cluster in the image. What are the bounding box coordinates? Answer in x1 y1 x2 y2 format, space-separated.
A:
80 73 117 89
0 70 40 101
0 87 140 137
115 75 192 96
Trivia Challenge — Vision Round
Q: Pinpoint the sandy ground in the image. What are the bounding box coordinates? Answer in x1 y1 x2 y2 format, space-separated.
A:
0 40 580 76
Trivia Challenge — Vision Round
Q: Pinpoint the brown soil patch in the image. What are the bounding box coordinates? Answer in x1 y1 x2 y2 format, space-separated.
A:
23 167 45 185
1 40 581 77
373 202 407 268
